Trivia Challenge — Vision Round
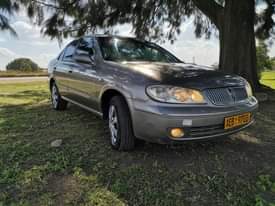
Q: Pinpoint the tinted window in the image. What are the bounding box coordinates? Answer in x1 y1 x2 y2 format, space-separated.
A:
75 37 94 56
97 37 181 63
62 40 78 61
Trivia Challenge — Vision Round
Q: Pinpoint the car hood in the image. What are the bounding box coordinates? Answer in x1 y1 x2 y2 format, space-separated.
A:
117 61 246 90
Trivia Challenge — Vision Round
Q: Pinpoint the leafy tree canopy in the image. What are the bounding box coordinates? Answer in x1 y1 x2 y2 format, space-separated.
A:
1 0 275 89
1 0 274 42
0 0 18 36
35 0 274 42
6 58 40 72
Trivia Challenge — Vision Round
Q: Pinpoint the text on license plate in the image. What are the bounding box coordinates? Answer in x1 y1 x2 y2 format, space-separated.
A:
224 113 251 130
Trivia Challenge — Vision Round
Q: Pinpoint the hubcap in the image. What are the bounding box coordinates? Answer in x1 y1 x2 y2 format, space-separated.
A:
51 85 59 108
109 105 119 145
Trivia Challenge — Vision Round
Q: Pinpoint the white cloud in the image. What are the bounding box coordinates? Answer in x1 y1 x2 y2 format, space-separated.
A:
12 21 33 31
116 24 133 36
32 53 56 68
12 20 41 39
0 47 19 70
0 47 17 58
256 1 268 14
0 18 65 70
0 47 56 70
163 39 219 66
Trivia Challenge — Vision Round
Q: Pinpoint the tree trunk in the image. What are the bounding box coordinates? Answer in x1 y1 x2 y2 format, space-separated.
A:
219 0 260 90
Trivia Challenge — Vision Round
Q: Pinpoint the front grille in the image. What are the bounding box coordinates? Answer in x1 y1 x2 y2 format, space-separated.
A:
188 124 224 138
188 124 247 138
205 87 248 106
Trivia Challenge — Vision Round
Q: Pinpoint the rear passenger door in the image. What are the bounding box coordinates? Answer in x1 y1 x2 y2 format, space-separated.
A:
54 40 79 99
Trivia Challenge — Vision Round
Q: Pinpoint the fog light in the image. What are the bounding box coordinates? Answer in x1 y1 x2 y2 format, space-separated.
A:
170 128 185 138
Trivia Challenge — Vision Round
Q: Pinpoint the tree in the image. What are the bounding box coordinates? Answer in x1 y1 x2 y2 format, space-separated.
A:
271 57 275 70
256 41 273 72
0 0 18 36
6 58 40 72
2 0 275 90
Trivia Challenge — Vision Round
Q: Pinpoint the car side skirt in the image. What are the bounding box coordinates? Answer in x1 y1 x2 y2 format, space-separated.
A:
61 96 103 117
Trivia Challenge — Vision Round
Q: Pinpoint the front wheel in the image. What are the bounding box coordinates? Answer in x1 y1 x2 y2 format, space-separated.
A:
108 96 135 151
50 83 68 110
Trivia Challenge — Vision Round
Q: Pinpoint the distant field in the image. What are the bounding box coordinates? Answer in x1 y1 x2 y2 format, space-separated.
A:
0 70 47 77
260 71 275 89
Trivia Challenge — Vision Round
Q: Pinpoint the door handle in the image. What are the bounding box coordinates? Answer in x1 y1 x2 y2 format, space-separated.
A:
68 70 73 73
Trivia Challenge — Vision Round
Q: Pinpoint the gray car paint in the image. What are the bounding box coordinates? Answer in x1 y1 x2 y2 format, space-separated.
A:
48 35 258 143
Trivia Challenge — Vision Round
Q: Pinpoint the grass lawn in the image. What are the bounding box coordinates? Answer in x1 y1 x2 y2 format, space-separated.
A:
0 81 275 206
260 71 275 89
0 70 47 78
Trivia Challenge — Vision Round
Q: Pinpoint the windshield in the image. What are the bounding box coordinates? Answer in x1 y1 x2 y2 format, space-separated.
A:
97 37 181 63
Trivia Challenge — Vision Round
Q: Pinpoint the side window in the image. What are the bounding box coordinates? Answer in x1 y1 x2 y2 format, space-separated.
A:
75 37 94 57
62 40 78 61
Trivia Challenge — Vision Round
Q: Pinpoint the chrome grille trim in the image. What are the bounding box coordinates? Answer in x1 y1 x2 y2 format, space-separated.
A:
205 87 248 106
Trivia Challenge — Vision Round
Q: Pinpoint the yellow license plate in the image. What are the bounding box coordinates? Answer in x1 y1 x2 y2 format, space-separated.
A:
224 113 251 130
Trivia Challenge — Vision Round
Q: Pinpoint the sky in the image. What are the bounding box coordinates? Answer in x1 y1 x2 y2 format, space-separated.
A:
0 9 274 70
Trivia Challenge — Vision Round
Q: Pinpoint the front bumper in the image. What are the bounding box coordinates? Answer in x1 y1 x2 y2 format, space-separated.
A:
130 97 258 144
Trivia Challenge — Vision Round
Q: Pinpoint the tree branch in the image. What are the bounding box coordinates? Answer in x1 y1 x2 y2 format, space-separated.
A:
192 0 224 29
30 0 62 10
30 0 78 10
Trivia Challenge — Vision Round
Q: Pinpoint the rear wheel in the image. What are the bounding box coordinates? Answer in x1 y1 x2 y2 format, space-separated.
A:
108 96 135 151
51 83 68 110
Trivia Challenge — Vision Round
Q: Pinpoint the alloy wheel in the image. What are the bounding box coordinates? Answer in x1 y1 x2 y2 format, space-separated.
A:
108 105 119 145
51 85 59 108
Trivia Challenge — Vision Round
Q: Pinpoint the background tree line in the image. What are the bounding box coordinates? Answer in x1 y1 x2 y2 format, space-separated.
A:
256 41 275 72
5 58 41 72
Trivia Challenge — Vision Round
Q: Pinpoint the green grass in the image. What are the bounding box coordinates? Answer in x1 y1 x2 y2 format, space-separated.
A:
0 81 275 205
0 70 47 77
260 71 275 89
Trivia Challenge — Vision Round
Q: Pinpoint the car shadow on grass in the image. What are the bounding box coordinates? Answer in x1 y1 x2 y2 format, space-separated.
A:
0 101 275 205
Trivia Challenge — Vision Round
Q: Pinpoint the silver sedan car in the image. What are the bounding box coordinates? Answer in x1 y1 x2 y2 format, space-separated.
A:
48 35 258 151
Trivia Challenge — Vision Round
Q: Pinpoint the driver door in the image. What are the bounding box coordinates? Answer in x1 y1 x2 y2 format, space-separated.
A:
69 37 103 110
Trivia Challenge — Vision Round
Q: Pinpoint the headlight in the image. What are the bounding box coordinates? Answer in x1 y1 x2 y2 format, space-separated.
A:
245 81 253 97
146 85 205 103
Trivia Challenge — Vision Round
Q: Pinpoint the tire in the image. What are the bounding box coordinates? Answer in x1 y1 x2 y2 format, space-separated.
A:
50 82 68 110
108 96 135 151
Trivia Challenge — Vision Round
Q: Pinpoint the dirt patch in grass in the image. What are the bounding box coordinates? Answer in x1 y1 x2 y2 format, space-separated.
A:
0 81 275 205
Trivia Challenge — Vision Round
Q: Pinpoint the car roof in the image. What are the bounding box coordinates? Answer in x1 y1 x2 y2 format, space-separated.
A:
65 35 143 48
82 34 144 41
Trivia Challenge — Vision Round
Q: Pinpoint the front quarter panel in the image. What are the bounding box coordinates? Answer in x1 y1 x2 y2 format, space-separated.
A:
97 61 151 114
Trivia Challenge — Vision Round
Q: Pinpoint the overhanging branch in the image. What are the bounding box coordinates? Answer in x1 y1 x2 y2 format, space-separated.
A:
30 0 62 10
30 0 78 10
192 0 224 29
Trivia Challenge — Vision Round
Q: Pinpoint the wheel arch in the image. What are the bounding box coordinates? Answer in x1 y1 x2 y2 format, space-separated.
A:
100 88 132 120
49 77 55 91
